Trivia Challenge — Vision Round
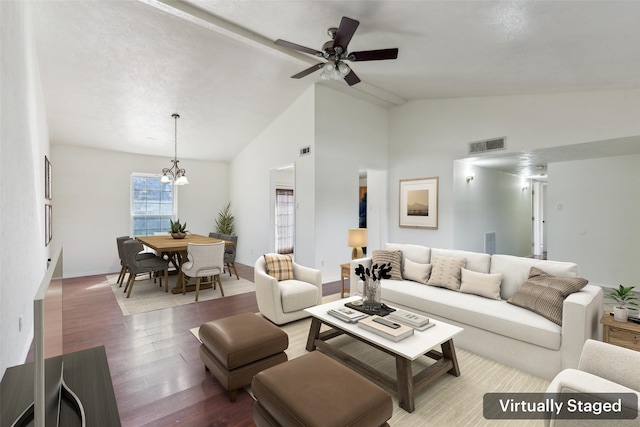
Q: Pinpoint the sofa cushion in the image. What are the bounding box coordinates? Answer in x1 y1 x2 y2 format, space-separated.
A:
263 254 294 281
507 267 588 325
279 280 319 313
372 250 403 280
427 255 466 290
381 279 561 350
402 259 432 284
490 254 580 300
385 243 430 264
459 268 502 300
431 248 491 273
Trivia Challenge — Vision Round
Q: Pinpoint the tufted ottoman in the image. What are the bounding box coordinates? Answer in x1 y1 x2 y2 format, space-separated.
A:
199 312 288 402
252 351 393 427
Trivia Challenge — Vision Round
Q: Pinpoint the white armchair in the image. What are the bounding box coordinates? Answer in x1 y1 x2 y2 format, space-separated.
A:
255 255 322 325
545 339 640 426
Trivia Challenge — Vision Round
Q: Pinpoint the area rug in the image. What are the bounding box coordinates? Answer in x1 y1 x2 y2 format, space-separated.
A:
107 273 255 316
189 305 549 426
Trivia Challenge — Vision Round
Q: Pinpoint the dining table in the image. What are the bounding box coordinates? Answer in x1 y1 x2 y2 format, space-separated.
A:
136 234 231 294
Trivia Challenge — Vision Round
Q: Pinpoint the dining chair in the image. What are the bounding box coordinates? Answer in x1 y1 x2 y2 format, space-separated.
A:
116 236 155 286
122 239 169 298
209 232 239 279
181 242 225 301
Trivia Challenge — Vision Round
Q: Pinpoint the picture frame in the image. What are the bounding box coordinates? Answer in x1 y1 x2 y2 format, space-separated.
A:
399 176 438 229
45 204 52 246
45 156 52 200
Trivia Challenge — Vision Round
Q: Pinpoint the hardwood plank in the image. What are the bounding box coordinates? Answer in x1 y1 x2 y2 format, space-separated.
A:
42 262 342 426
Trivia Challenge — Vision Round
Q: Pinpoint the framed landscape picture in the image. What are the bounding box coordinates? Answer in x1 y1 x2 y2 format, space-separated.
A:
399 176 438 229
45 204 52 246
45 156 52 200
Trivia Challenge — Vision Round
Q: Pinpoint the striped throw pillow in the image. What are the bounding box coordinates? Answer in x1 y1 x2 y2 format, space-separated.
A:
371 250 403 280
263 254 294 281
507 267 588 325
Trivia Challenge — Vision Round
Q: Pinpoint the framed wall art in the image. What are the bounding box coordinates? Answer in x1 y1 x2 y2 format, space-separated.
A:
45 155 52 200
45 204 52 246
399 176 438 229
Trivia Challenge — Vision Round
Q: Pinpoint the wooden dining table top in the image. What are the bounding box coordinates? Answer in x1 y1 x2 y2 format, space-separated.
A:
136 234 229 252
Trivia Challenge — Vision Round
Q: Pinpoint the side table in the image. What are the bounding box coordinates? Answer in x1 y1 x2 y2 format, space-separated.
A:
600 311 640 352
340 263 350 298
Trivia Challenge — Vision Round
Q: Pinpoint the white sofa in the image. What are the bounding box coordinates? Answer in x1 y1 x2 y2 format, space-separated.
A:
350 243 603 380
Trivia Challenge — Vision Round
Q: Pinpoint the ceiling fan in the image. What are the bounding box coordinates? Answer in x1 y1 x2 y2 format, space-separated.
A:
275 16 399 86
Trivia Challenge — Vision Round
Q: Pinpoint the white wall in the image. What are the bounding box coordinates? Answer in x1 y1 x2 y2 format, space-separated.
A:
52 144 229 277
453 163 532 256
388 90 640 252
0 1 51 376
230 86 316 267
314 85 388 281
230 85 388 281
547 154 640 286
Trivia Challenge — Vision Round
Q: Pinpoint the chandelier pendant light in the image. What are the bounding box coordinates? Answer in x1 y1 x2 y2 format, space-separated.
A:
161 113 189 185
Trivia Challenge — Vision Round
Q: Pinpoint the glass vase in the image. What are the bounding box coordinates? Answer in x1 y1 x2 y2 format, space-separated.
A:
363 278 382 312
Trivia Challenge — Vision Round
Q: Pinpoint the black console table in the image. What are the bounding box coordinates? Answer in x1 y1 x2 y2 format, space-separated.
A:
1 346 120 426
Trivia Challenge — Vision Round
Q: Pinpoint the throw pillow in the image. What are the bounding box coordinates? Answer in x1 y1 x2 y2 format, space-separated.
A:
507 267 588 325
371 250 403 280
402 258 432 284
263 254 294 281
427 255 466 290
459 268 503 300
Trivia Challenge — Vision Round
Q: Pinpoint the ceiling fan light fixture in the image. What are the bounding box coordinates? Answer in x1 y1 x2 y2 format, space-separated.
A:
338 62 351 75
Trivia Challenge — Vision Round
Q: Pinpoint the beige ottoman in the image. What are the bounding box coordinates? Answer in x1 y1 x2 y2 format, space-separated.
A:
252 351 393 427
199 312 288 402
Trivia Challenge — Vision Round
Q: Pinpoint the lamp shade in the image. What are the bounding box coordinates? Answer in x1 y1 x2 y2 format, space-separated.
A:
347 228 367 247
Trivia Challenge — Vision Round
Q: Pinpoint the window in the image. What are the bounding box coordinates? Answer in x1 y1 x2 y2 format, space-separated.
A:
131 174 175 236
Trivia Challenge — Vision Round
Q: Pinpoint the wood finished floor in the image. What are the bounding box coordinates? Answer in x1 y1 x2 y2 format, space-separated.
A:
51 264 342 427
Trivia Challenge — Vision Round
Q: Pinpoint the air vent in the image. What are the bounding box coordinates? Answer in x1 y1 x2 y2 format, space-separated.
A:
299 146 311 156
468 137 506 155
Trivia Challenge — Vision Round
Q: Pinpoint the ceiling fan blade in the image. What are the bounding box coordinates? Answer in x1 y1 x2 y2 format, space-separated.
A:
333 17 359 51
275 39 323 57
343 69 361 86
349 48 399 62
291 63 325 79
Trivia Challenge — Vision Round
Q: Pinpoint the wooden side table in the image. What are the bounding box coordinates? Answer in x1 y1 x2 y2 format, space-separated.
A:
340 263 350 298
600 311 640 352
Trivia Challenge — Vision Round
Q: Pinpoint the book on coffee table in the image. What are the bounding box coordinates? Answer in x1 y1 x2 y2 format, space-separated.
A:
328 307 368 323
358 315 414 342
387 309 431 328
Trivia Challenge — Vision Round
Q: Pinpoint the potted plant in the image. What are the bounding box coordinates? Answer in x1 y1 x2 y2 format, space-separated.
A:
215 201 235 235
609 285 638 322
170 219 188 239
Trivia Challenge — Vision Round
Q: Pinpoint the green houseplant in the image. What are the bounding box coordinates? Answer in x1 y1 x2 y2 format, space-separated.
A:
215 202 235 235
609 285 638 322
170 218 187 239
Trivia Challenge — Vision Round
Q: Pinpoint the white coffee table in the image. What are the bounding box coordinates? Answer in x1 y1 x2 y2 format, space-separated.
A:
305 296 464 412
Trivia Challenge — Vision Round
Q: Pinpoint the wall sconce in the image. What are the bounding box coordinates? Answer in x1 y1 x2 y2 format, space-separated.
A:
466 174 475 183
347 228 368 260
522 181 530 192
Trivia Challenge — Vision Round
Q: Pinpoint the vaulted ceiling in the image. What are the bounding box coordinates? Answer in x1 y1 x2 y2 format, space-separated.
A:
31 1 640 163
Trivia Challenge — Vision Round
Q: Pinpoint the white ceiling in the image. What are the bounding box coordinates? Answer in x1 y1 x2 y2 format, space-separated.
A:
31 1 640 163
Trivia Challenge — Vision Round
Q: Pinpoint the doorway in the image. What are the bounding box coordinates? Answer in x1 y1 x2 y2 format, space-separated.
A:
532 180 547 259
270 165 295 255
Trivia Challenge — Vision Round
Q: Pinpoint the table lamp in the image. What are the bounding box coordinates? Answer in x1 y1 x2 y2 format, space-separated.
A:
347 228 368 260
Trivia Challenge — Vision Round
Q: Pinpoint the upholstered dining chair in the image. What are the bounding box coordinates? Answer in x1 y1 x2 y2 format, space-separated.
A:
116 236 155 286
181 242 225 302
254 254 322 325
209 232 239 279
122 239 169 298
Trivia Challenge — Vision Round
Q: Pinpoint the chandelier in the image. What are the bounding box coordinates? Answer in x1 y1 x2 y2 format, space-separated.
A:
161 113 189 185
